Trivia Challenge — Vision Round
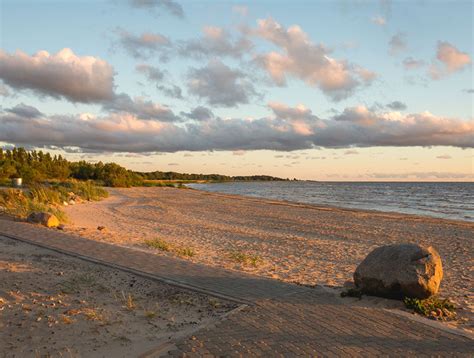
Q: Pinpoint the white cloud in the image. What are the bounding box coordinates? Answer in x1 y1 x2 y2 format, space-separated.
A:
371 15 386 26
232 5 248 16
250 18 376 101
430 41 471 79
0 48 114 103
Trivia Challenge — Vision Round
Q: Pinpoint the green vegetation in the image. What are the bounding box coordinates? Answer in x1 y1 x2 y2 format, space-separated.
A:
403 296 457 320
228 251 262 267
340 288 363 299
0 181 108 222
0 147 287 188
144 238 195 257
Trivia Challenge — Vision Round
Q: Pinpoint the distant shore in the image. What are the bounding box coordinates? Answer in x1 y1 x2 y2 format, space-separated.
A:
63 186 474 330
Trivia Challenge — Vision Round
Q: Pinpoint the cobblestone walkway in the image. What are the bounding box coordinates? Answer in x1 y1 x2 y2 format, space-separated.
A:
0 218 472 356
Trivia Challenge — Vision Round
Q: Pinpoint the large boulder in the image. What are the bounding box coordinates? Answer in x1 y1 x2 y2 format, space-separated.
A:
27 212 60 228
354 244 443 299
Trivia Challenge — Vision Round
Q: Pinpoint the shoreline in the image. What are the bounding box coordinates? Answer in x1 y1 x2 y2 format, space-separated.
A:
62 186 473 331
187 185 474 226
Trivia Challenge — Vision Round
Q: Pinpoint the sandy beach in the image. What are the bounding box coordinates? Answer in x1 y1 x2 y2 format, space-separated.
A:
63 186 474 329
0 235 236 357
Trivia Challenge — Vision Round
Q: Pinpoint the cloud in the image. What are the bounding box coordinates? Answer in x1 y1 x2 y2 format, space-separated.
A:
0 48 114 103
402 57 425 70
103 93 179 121
386 101 407 111
464 89 474 94
429 41 471 79
115 29 171 59
5 103 43 118
371 15 386 26
128 0 184 18
250 18 376 101
233 150 246 156
1 102 472 153
436 155 452 159
344 150 358 155
156 84 183 99
388 33 406 55
187 60 258 107
179 26 253 59
0 83 10 97
232 5 248 16
180 106 214 121
136 64 183 99
136 64 165 82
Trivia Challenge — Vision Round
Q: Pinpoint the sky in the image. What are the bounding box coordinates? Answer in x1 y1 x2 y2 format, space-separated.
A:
0 0 472 181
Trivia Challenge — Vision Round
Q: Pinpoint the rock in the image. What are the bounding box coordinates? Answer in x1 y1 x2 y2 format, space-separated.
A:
97 226 106 231
354 244 443 299
27 212 60 228
63 201 68 206
68 200 75 205
57 224 65 230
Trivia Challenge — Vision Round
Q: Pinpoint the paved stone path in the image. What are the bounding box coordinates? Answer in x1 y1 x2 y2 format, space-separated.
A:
0 218 472 356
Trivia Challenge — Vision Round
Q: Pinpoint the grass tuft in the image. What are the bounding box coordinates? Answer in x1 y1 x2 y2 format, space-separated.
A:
228 251 262 267
144 238 195 258
340 288 363 299
403 296 457 320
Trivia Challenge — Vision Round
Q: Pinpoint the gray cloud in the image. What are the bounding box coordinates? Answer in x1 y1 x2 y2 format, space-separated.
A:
179 26 253 59
0 48 114 103
180 106 214 121
115 29 171 60
249 18 376 101
403 57 425 70
136 64 183 99
1 102 472 153
388 33 407 55
157 84 183 99
187 60 258 107
129 0 184 18
386 101 407 111
5 103 43 118
136 64 165 82
464 89 474 94
103 93 179 121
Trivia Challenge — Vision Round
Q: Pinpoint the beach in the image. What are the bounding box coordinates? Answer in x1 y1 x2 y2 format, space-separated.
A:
0 235 236 357
63 186 474 329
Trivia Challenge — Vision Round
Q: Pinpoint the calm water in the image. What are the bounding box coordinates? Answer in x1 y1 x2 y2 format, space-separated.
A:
189 181 474 222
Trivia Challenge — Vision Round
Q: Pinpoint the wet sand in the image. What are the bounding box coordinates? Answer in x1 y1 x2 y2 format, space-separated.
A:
64 186 474 330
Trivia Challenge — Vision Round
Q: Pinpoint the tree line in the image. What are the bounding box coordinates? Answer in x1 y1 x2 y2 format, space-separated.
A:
0 148 287 187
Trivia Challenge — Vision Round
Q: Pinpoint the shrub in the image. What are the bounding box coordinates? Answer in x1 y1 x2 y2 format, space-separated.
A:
144 238 172 252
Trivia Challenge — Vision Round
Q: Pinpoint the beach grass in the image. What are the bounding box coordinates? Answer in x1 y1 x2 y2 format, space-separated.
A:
228 251 262 267
0 180 108 223
144 238 195 257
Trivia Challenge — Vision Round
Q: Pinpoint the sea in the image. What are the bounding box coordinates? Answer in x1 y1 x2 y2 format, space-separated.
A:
188 181 474 222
